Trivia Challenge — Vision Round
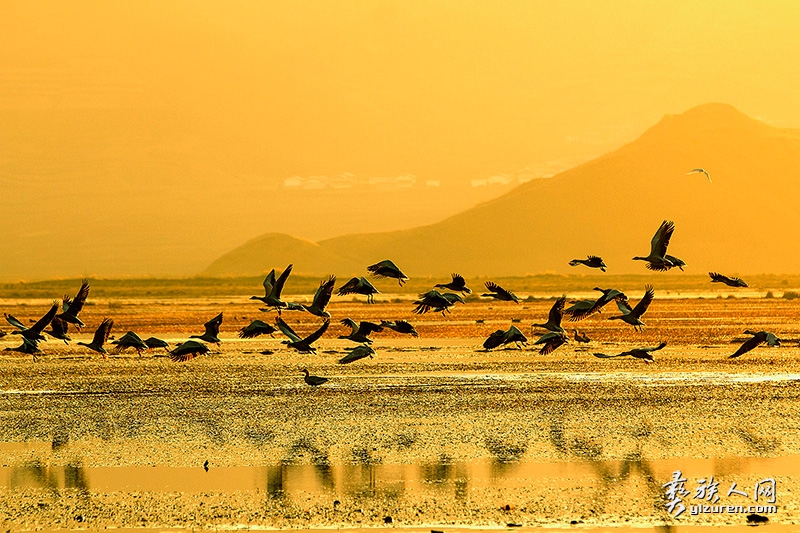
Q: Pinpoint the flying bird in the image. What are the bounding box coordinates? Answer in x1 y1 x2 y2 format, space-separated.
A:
301 275 336 318
4 337 43 360
276 317 329 354
632 220 686 272
531 295 566 333
169 340 211 362
238 320 277 338
367 260 409 286
302 369 329 386
380 320 419 337
434 273 472 294
112 331 148 355
573 330 591 343
338 344 376 364
730 330 781 358
687 168 712 183
568 288 628 321
5 301 60 343
337 277 380 303
413 290 464 315
709 272 748 288
569 256 607 272
144 337 170 350
339 318 383 344
252 265 294 313
57 279 90 330
564 300 597 319
609 285 655 331
45 316 71 344
189 312 223 344
77 318 114 358
482 281 520 303
483 325 527 350
593 342 667 364
533 331 568 355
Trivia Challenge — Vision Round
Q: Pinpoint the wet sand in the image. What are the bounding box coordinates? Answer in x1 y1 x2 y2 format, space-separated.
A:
1 296 800 530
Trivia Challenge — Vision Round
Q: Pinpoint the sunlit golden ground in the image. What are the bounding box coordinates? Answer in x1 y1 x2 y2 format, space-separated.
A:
2 291 800 531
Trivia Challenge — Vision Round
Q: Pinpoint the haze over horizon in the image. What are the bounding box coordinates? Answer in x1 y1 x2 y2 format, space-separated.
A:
3 2 800 279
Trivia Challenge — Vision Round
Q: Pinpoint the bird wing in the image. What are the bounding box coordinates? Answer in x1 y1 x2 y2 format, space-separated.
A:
765 332 781 347
5 313 27 330
548 295 566 327
63 279 90 316
651 220 674 258
368 260 405 279
337 277 360 296
30 301 60 335
340 318 358 334
644 341 668 352
312 275 336 310
615 298 633 314
270 264 293 298
709 272 729 283
92 318 114 346
592 352 626 359
302 318 330 345
261 270 276 296
357 321 384 335
730 334 763 358
451 273 468 291
484 281 516 301
275 317 302 343
49 316 70 338
630 285 655 318
539 334 566 355
338 344 373 364
204 312 223 337
483 330 507 350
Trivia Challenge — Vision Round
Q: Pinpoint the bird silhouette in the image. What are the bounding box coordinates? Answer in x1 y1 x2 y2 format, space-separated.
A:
45 316 71 344
568 288 628 321
238 320 277 338
367 260 409 286
77 318 114 358
169 340 210 362
252 265 294 313
573 329 591 343
531 295 566 332
434 273 472 294
337 277 380 303
533 331 568 355
687 168 712 183
302 369 329 386
112 331 148 355
5 301 60 343
413 290 464 315
380 320 419 337
709 272 748 288
144 337 170 350
482 281 519 303
339 318 383 344
483 325 527 350
730 330 781 358
609 285 655 331
569 256 607 272
301 275 336 318
57 279 90 330
593 342 666 363
276 317 329 354
633 220 685 271
338 344 376 364
4 337 43 360
190 313 223 344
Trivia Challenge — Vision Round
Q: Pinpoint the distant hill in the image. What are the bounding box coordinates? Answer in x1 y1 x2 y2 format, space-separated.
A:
204 103 800 277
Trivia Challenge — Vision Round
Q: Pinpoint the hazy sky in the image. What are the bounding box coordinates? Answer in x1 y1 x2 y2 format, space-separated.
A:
2 1 800 278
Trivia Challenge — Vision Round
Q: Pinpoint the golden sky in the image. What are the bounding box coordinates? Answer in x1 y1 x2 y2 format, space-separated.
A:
2 1 800 277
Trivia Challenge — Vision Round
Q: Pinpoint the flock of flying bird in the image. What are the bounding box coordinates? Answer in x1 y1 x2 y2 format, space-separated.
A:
0 219 781 384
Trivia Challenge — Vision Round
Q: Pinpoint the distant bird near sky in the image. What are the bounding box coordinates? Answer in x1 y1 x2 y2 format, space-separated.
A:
730 330 781 358
302 369 328 386
709 272 748 288
609 285 655 331
569 256 607 272
434 273 472 294
531 295 566 333
301 275 336 318
276 317 329 354
190 312 223 344
633 220 686 272
337 276 380 303
367 260 409 286
687 168 712 183
482 281 520 303
593 342 666 363
77 318 114 358
57 279 90 330
170 340 210 362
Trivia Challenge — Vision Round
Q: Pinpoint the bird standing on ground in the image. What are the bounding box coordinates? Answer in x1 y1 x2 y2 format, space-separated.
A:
687 168 712 183
169 340 210 362
301 275 336 318
57 279 90 330
569 256 607 272
573 330 591 343
367 260 409 286
482 281 520 303
190 313 223 344
302 369 329 386
77 318 114 358
633 220 686 271
531 295 566 333
593 342 667 363
609 285 655 331
730 330 781 358
709 272 748 288
276 317 329 354
434 273 472 294
339 318 383 344
5 301 60 343
337 277 380 303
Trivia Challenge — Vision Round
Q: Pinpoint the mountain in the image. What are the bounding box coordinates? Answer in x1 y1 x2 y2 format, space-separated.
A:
205 103 800 277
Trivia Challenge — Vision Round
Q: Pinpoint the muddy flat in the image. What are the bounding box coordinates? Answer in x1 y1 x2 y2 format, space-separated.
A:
1 293 800 531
